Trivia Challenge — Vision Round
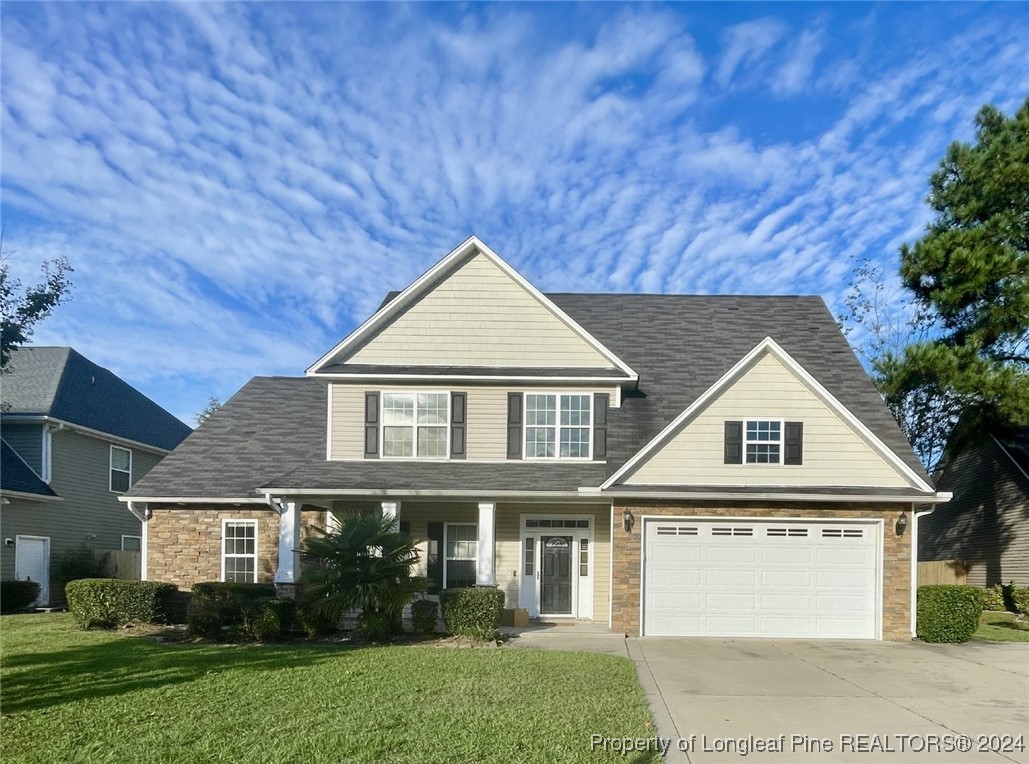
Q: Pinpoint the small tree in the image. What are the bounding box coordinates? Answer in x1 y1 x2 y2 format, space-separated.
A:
301 512 425 640
194 396 222 426
0 249 74 370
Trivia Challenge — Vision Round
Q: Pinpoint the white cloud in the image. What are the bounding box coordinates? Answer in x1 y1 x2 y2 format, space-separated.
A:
715 18 786 88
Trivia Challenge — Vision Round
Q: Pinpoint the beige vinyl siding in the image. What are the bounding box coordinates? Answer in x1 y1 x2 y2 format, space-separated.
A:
921 437 1029 587
344 252 612 368
2 423 45 474
0 429 164 600
625 352 913 488
331 384 613 461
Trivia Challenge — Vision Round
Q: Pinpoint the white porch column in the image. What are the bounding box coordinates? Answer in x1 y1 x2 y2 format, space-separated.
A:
476 502 496 586
381 500 401 531
274 500 301 584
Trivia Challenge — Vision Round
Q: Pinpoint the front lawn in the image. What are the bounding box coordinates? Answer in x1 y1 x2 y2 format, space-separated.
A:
974 610 1029 643
0 614 657 763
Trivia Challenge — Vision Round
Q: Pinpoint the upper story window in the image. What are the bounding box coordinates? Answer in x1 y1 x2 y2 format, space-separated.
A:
382 392 449 458
110 445 132 493
524 393 591 459
745 420 782 464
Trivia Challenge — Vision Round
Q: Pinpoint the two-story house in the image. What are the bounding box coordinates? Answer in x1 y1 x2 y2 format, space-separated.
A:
1 347 191 605
124 237 949 640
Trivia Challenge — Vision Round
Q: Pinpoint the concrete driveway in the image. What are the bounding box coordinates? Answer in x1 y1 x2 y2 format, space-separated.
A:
630 638 1029 763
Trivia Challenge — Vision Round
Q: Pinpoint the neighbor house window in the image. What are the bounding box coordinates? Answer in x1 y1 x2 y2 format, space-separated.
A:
222 520 257 583
382 392 449 458
524 394 591 459
444 524 477 588
110 446 132 493
745 420 782 464
121 536 142 552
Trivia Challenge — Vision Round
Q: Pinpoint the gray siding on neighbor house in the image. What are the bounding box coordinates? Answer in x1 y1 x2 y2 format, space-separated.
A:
0 429 162 601
2 424 45 475
920 436 1029 587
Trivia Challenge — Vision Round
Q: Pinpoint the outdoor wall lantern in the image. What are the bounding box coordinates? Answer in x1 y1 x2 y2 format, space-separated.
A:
895 512 909 537
623 509 635 534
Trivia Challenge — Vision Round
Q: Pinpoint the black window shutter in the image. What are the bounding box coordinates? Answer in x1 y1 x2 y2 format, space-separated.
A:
724 421 743 464
426 522 444 594
399 521 411 538
364 392 379 459
507 393 523 459
593 393 609 460
451 392 466 459
784 422 804 465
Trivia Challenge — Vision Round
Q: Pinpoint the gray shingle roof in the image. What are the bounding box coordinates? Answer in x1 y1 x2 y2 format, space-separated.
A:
1 347 192 451
0 439 58 498
128 294 931 499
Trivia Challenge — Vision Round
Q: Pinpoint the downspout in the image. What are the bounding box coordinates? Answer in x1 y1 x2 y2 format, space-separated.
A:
264 493 285 515
910 504 937 638
126 500 149 581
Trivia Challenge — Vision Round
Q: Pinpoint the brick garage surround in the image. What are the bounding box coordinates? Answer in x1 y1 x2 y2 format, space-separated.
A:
146 505 326 590
611 501 913 641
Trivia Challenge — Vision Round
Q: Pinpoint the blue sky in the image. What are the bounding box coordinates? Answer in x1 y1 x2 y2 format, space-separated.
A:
2 3 1027 425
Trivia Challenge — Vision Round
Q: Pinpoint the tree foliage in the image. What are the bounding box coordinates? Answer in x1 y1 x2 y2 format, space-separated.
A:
853 98 1029 466
301 512 426 637
194 396 222 426
0 251 74 370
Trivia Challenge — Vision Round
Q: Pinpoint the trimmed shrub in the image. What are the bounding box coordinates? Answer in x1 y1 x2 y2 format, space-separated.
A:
917 585 983 643
249 598 297 641
1010 584 1029 616
297 601 339 637
66 579 177 628
982 585 1006 612
439 587 505 641
187 582 277 640
411 599 438 635
357 610 394 642
1 580 41 613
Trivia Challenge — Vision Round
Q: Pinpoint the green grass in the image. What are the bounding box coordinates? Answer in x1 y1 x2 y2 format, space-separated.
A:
0 614 658 763
974 611 1029 643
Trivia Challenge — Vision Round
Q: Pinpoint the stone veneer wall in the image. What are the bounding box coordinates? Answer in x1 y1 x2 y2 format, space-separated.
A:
610 501 912 641
146 505 325 590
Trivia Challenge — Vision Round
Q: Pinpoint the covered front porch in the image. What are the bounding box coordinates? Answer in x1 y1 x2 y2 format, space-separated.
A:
272 498 613 624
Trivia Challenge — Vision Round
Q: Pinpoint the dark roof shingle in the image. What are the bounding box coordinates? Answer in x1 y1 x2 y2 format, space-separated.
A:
0 440 58 498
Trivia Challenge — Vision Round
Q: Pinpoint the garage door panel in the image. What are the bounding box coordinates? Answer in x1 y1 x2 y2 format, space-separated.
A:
644 519 879 639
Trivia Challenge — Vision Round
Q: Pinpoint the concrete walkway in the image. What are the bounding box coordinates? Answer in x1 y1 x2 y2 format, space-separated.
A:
632 638 1029 763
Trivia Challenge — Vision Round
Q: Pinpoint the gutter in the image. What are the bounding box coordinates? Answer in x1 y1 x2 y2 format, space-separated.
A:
910 504 938 639
2 415 173 455
264 493 285 515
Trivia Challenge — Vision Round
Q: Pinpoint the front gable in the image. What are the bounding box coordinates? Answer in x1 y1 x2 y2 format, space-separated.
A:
308 237 636 378
606 339 932 491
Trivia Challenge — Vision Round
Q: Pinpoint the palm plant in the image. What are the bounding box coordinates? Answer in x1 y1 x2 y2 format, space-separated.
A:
301 511 426 638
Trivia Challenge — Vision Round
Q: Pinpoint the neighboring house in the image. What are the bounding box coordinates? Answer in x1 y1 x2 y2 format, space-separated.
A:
920 427 1029 587
0 347 191 605
125 237 949 640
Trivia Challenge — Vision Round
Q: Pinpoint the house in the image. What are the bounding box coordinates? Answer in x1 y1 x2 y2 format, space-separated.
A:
920 426 1028 587
0 347 191 605
124 236 949 640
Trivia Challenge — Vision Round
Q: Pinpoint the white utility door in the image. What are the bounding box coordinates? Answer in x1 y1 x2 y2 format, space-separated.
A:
14 535 50 606
643 519 879 639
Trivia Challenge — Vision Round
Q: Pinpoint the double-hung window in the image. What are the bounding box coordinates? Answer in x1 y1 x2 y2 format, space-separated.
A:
524 393 591 459
222 520 257 583
745 420 782 464
382 392 449 458
444 524 477 588
110 446 132 493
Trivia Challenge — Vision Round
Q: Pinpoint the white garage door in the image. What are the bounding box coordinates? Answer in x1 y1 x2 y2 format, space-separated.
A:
643 519 879 639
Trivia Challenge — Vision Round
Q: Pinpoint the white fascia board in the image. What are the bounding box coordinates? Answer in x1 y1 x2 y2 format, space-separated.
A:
259 487 595 501
0 489 63 503
590 488 951 504
310 373 633 384
600 336 935 492
1 415 173 455
117 496 265 504
992 435 1029 483
305 236 638 380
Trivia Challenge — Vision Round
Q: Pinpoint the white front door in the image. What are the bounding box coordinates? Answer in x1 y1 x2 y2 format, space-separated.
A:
643 519 879 639
15 536 50 606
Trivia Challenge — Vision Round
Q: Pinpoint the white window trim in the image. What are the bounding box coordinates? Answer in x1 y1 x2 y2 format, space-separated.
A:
518 513 594 619
121 535 142 552
522 391 593 461
442 522 477 589
220 519 259 583
380 391 452 460
744 418 785 466
109 445 132 493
